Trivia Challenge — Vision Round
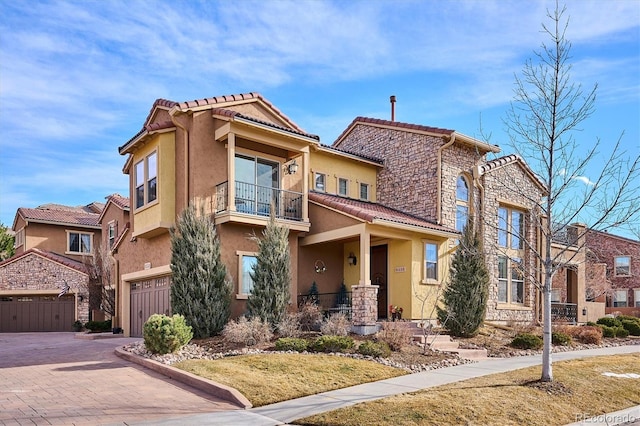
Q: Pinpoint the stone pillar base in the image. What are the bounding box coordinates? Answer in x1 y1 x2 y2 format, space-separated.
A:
351 285 379 335
351 324 381 336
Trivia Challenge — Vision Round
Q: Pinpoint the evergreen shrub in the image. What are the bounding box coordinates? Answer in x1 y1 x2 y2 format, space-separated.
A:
552 331 572 346
311 335 354 353
596 317 622 328
357 341 391 358
143 314 193 355
621 319 640 336
275 337 308 352
510 333 543 350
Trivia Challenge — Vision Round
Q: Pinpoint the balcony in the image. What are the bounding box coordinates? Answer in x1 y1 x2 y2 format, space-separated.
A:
551 302 577 324
215 181 307 228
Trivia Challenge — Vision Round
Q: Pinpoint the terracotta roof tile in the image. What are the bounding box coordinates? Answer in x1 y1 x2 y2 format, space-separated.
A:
211 107 319 141
309 192 458 235
478 154 546 191
106 194 130 210
319 143 384 164
334 116 454 145
0 248 88 274
18 204 101 228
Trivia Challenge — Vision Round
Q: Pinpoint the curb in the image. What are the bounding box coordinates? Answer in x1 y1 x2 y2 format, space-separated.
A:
114 346 252 409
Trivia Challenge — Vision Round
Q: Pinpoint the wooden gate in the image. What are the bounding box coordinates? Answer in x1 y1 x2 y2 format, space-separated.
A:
129 276 171 337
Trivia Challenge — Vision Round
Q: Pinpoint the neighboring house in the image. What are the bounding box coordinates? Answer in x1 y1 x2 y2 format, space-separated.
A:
585 229 640 316
0 203 102 332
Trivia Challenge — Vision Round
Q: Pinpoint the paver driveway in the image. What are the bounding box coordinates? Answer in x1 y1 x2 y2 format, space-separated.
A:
0 333 239 425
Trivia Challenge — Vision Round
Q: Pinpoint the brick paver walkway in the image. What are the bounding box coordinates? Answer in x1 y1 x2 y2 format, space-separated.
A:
0 333 238 425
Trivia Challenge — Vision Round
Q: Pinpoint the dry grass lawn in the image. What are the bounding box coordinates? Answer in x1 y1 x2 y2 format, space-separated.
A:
297 354 640 426
174 353 406 406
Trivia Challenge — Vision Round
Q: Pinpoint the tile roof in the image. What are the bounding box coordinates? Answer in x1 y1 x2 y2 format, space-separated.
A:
318 143 384 165
0 248 88 274
477 154 546 192
17 203 102 228
309 191 458 235
122 92 313 154
334 116 454 145
105 193 130 210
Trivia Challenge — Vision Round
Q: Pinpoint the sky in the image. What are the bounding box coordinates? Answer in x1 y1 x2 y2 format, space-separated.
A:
1 0 638 237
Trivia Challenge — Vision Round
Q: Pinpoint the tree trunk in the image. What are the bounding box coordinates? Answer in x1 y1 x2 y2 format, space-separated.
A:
541 270 553 382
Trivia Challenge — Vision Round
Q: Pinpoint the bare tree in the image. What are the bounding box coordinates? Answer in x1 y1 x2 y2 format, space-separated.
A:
84 243 116 318
501 3 640 381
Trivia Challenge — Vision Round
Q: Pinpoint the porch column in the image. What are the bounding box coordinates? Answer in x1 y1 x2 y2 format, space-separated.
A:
358 230 371 285
227 133 236 212
302 149 309 222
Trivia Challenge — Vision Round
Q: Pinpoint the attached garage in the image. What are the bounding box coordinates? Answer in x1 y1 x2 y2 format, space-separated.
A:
129 275 171 337
0 249 90 332
0 294 76 332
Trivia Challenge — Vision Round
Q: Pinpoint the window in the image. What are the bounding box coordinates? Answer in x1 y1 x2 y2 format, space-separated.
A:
314 172 326 192
14 228 24 248
68 231 92 254
551 289 561 303
239 254 257 295
359 183 370 200
635 289 640 308
424 242 438 281
613 289 628 308
498 206 524 249
498 255 524 304
614 256 631 276
338 177 348 196
108 222 116 248
456 176 469 232
135 151 158 209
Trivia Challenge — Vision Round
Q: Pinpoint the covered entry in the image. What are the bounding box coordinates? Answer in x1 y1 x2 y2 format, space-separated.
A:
0 294 75 332
129 275 171 337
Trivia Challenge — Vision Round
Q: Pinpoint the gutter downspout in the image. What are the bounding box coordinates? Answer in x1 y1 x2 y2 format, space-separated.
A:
436 133 456 224
169 108 189 209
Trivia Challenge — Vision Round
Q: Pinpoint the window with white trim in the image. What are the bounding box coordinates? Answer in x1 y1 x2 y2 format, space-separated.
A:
613 289 628 307
338 177 348 196
68 231 92 254
314 172 326 192
614 256 631 276
359 183 370 201
498 255 524 304
108 222 116 248
634 289 640 308
424 241 438 281
456 175 469 232
239 253 258 295
135 151 158 209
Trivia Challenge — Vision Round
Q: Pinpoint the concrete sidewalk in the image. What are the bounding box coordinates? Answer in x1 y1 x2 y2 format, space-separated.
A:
130 344 640 426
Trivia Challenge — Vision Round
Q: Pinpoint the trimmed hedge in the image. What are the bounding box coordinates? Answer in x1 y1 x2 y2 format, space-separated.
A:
311 335 355 353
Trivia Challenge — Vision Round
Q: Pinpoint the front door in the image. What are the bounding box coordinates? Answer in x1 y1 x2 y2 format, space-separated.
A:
371 244 388 319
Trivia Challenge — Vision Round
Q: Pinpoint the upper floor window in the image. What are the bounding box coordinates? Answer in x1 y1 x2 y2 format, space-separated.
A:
424 241 438 281
360 183 370 201
498 206 524 249
338 177 348 197
14 228 25 248
614 256 631 276
498 255 524 304
108 222 116 248
635 289 640 308
456 176 469 232
314 172 326 192
68 231 92 254
135 151 158 209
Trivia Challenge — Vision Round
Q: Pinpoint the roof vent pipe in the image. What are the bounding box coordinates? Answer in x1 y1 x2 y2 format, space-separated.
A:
390 95 396 121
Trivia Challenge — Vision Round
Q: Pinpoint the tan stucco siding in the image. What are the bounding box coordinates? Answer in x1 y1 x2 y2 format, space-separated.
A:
310 150 377 201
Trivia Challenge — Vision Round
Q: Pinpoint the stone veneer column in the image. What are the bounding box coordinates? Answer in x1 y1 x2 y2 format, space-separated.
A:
351 285 379 335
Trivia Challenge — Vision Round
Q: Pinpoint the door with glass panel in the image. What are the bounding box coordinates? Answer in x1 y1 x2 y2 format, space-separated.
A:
235 154 279 216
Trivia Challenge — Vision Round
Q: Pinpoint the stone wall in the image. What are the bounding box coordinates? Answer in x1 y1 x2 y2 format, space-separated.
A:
351 285 378 335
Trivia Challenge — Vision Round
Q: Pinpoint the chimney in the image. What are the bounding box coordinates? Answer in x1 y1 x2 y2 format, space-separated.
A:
390 95 396 121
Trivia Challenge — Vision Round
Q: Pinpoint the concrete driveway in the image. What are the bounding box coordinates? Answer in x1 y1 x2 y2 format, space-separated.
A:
0 333 239 425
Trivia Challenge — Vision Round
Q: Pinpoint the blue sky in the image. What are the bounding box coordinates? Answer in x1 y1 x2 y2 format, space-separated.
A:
1 0 638 236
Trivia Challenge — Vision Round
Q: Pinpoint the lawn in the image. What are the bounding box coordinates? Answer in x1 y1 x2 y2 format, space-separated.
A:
174 353 407 407
296 353 640 426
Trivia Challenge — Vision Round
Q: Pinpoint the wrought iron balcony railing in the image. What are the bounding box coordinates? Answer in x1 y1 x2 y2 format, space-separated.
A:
215 181 303 221
551 302 577 324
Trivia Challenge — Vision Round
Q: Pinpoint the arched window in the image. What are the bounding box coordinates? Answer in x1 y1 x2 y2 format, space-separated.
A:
455 175 469 232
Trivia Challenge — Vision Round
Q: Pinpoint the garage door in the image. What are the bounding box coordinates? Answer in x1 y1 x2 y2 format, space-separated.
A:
0 295 75 332
130 276 171 337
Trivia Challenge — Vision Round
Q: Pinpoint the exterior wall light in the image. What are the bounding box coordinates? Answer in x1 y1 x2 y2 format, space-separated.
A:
287 159 299 175
582 307 587 316
347 252 357 266
314 260 326 273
